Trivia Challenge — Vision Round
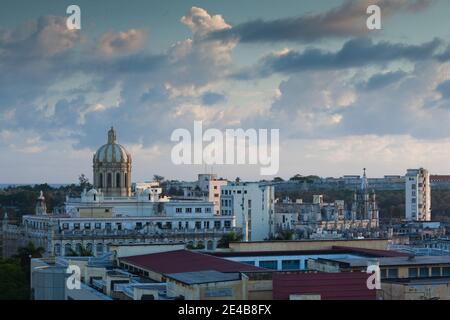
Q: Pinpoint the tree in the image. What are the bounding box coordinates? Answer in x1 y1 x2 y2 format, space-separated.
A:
78 174 92 190
217 232 243 248
273 177 284 182
153 175 165 183
14 242 45 270
289 174 303 181
0 258 29 300
65 245 93 257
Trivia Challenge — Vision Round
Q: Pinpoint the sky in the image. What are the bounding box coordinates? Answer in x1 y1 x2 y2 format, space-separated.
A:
2 0 450 183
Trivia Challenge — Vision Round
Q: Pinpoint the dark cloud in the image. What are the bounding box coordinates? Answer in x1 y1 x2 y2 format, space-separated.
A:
359 70 407 90
436 80 450 99
208 0 434 43
201 91 226 105
235 38 442 78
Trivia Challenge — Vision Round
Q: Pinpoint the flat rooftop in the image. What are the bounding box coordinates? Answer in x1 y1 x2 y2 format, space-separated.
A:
165 270 241 285
321 255 450 268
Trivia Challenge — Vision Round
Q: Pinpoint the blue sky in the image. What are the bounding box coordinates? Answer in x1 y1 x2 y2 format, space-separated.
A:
2 0 450 183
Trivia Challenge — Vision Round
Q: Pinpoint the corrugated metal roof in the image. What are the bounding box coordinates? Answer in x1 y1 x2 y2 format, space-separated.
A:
119 250 264 274
273 272 376 300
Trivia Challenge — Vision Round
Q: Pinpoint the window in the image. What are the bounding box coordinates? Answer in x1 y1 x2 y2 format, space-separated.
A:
205 207 212 213
74 223 80 230
176 208 182 213
408 268 418 278
107 173 112 188
431 267 441 277
204 221 210 229
443 267 450 276
105 223 111 230
282 260 300 270
62 223 69 230
259 260 277 270
116 223 122 231
241 261 255 266
195 208 202 213
99 173 103 188
381 269 387 279
387 269 399 279
419 267 429 278
84 223 91 230
224 220 231 228
186 208 192 213
195 221 201 229
185 221 189 229
116 173 121 188
135 222 143 230
95 223 101 230
214 221 221 229
178 221 183 229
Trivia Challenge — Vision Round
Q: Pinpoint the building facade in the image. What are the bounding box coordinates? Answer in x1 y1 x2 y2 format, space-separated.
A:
405 168 431 221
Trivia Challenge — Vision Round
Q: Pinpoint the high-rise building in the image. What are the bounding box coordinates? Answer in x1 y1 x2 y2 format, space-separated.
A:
405 168 431 221
221 182 275 241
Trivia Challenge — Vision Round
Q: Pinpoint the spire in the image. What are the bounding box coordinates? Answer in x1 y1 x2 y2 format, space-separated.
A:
361 168 368 191
108 126 117 144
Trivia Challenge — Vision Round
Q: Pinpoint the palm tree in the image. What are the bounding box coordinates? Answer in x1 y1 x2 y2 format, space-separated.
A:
65 245 92 257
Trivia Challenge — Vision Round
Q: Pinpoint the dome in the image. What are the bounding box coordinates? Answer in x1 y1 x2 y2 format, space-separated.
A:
94 127 130 163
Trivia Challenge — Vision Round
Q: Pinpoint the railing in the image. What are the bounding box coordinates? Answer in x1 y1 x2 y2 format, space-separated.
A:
389 244 450 256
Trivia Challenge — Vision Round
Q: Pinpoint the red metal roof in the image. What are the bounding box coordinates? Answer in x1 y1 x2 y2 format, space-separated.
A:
273 272 376 300
119 250 263 274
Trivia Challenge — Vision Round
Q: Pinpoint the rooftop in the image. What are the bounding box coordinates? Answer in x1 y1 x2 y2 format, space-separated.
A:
119 250 264 274
320 255 450 268
165 270 241 285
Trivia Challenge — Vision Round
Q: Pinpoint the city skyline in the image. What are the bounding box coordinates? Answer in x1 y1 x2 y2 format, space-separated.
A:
3 0 450 183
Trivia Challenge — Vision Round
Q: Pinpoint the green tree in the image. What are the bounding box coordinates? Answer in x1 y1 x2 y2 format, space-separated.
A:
0 258 29 300
65 245 92 257
14 242 45 274
217 232 243 248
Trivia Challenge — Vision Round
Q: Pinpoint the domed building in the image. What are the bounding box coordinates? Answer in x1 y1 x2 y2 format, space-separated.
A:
93 127 132 197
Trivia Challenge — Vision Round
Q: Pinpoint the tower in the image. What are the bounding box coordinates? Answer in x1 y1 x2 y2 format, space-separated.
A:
35 191 47 215
351 169 379 228
93 127 132 197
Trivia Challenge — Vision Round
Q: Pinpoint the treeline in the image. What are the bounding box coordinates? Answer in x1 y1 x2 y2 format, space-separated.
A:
0 183 86 223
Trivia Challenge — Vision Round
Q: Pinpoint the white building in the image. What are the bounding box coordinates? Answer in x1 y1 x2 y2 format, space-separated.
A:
16 128 239 257
221 182 275 241
405 168 431 221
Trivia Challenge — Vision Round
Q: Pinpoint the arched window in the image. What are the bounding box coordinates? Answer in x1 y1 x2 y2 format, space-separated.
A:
64 243 72 256
107 173 112 188
99 173 103 188
54 244 61 256
124 173 128 188
96 243 104 256
116 173 121 188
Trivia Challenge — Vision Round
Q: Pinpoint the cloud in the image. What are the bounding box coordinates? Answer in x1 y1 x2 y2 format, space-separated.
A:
96 29 148 57
0 16 80 61
180 7 231 36
234 38 441 78
201 91 226 105
358 70 407 90
208 0 434 43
